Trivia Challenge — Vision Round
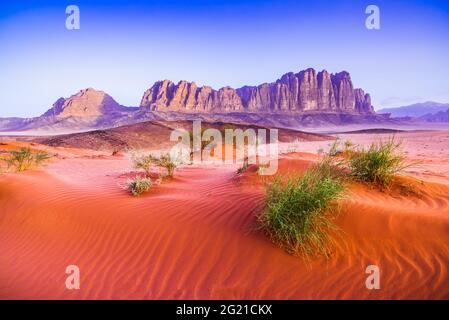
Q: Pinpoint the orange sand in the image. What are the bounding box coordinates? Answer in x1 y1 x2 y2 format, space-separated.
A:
0 140 449 299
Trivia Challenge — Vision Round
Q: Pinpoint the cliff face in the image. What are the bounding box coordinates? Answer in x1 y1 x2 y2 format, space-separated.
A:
140 68 374 114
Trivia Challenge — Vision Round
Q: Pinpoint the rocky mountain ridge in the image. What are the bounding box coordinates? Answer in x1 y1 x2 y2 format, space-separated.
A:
140 68 374 114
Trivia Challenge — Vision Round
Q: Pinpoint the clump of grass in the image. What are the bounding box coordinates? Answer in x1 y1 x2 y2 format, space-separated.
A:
148 153 178 178
347 137 407 189
130 151 179 178
3 147 51 172
328 139 342 157
126 177 152 196
130 152 153 177
259 163 345 258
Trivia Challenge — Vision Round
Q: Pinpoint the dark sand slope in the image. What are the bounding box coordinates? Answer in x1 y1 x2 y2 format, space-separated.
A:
30 120 331 152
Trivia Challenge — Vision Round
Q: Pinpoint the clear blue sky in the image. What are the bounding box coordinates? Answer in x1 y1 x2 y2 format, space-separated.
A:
1 0 448 117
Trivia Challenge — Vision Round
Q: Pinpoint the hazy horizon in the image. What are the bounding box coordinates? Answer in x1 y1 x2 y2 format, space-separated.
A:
1 0 449 117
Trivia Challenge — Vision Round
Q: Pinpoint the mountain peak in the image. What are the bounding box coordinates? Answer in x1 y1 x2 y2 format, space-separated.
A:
42 88 124 118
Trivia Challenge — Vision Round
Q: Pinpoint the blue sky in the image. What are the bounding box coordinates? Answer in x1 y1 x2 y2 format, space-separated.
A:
1 0 448 117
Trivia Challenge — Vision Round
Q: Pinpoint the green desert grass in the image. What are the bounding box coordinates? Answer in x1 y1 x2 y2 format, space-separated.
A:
2 147 51 172
126 177 152 196
131 151 178 178
131 152 153 177
259 160 345 258
147 153 178 178
346 137 409 189
258 136 411 257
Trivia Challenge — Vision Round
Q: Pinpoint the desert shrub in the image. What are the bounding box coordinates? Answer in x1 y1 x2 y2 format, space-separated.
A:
34 151 51 166
126 177 152 196
344 139 354 149
131 152 153 176
347 137 407 188
259 163 345 257
131 151 179 178
148 153 178 178
313 140 347 180
3 148 51 172
327 139 343 157
236 156 250 174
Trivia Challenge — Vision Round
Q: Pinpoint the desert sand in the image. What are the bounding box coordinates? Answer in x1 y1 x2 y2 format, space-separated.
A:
1 131 449 299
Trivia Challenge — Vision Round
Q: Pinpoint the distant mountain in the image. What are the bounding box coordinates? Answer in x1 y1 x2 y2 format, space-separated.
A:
0 88 139 133
0 68 390 134
378 102 449 118
420 109 449 122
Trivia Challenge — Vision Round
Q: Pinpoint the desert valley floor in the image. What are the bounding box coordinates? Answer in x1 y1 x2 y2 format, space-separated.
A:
1 129 449 299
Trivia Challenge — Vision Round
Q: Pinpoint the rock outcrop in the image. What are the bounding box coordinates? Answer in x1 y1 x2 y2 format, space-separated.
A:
140 68 374 114
43 88 126 118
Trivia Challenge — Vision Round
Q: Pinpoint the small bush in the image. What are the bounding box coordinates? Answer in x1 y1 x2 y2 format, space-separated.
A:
347 137 407 188
148 153 178 178
236 156 250 174
130 152 153 177
259 164 345 257
127 177 152 196
3 148 51 172
130 151 179 178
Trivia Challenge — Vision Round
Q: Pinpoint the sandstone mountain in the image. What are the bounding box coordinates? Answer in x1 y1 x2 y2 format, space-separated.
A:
140 68 374 114
0 89 137 133
42 88 128 118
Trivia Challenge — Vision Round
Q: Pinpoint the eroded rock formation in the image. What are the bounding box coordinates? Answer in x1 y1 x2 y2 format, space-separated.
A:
140 68 374 114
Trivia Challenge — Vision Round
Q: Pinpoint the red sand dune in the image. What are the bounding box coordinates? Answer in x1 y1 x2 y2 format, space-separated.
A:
1 142 449 299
